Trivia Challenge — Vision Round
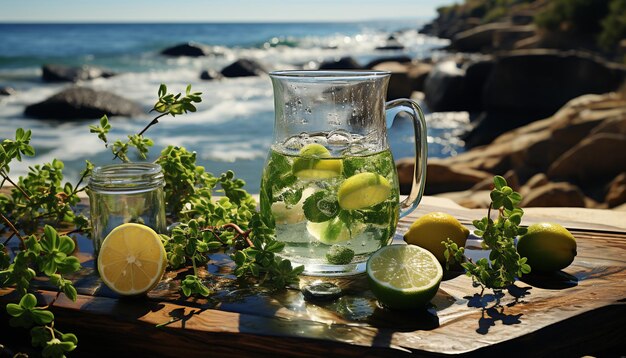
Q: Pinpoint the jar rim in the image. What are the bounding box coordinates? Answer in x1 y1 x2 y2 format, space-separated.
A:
88 163 164 192
270 70 390 80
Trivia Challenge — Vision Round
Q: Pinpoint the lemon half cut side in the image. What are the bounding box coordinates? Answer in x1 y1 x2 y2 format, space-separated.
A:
97 223 167 296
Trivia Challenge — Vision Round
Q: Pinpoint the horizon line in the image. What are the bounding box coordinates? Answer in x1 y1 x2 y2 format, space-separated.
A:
0 17 431 25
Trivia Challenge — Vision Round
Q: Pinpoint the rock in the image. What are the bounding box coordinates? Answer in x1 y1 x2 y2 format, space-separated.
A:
42 64 116 83
200 69 222 80
463 58 494 112
372 62 413 100
424 159 492 195
423 60 467 112
471 169 519 191
436 190 492 209
452 23 536 52
318 57 361 70
365 56 412 69
547 133 626 187
520 182 586 208
161 42 211 57
525 173 549 189
376 39 404 51
24 87 143 120
408 63 434 92
483 50 625 119
0 86 15 96
220 59 266 78
606 173 626 207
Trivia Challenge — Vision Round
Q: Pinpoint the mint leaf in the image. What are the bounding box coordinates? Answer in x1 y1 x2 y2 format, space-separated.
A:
303 191 339 222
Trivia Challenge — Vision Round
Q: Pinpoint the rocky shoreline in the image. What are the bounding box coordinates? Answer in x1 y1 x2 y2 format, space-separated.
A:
5 13 625 210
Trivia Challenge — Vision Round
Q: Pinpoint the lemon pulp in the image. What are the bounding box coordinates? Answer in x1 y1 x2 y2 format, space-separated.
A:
97 223 167 296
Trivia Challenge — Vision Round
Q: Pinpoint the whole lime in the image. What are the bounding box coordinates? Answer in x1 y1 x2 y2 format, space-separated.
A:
517 222 577 272
403 212 469 266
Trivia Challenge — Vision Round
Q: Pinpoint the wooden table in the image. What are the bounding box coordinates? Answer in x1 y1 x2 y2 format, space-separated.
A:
2 197 625 357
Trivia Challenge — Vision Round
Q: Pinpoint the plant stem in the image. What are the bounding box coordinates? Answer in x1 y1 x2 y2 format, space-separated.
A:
138 113 169 137
222 223 254 247
0 171 31 201
112 112 170 161
191 254 198 277
71 170 90 196
0 211 25 245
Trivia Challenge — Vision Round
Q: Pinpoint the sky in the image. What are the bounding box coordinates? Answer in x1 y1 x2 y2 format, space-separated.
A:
0 0 453 22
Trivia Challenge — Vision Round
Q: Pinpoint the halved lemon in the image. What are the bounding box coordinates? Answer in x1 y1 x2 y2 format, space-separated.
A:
338 172 392 210
292 143 343 180
97 223 167 296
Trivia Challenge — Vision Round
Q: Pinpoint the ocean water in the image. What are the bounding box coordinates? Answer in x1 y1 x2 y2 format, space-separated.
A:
0 22 466 192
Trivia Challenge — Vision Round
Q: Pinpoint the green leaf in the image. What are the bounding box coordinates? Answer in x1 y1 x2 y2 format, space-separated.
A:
31 326 52 347
6 303 24 317
302 191 339 222
20 293 37 310
493 175 506 190
31 309 54 325
58 236 75 255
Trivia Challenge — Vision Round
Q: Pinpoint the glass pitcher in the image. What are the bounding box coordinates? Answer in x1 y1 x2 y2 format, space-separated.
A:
260 70 427 276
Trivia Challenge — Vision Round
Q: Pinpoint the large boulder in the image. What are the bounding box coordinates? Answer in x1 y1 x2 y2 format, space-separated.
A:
42 64 116 83
425 159 492 195
547 133 626 187
372 62 413 100
451 23 535 52
520 182 587 207
24 87 143 120
318 57 361 70
365 56 412 69
423 60 467 112
161 43 212 57
220 59 266 78
483 50 625 118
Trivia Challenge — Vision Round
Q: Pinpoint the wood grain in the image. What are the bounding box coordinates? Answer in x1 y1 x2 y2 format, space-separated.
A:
1 197 625 356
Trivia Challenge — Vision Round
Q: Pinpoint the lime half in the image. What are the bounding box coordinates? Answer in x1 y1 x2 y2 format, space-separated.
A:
292 143 343 180
338 172 392 210
307 217 363 245
367 244 443 310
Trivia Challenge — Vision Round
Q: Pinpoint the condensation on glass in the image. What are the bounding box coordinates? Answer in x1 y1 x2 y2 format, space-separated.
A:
87 163 166 257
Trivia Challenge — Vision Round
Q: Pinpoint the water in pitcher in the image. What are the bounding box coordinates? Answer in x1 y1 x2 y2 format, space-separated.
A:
260 131 400 275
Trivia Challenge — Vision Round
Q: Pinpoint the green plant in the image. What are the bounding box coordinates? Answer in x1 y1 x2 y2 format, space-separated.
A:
89 84 303 296
444 176 531 294
535 0 610 33
1 84 303 356
599 0 626 51
1 129 84 357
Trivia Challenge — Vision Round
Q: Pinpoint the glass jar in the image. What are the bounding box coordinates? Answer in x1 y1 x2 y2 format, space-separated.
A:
87 163 166 257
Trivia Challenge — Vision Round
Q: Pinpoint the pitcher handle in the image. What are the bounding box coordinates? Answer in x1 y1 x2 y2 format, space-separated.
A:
385 99 427 218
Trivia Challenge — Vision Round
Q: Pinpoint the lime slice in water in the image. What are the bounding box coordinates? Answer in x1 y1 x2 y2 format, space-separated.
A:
338 172 391 210
307 217 362 245
292 143 343 180
367 245 443 310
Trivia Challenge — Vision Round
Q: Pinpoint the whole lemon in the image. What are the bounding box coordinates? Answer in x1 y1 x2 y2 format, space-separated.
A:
403 212 469 265
517 222 577 272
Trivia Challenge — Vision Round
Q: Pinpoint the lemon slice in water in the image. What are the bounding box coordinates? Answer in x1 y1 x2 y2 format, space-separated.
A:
97 223 167 296
338 172 391 210
292 143 343 180
367 245 442 310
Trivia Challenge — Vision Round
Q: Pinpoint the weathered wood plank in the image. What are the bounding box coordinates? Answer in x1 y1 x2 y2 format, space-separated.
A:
1 196 625 356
